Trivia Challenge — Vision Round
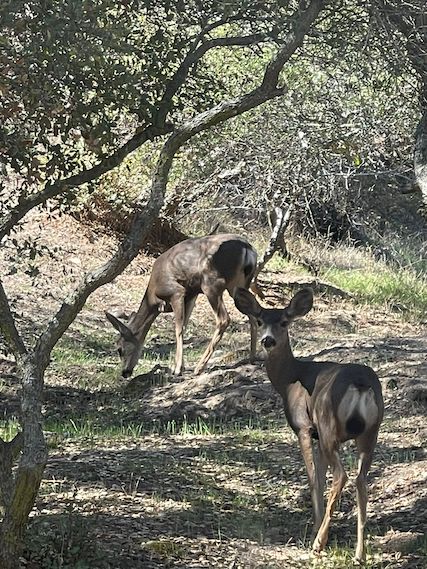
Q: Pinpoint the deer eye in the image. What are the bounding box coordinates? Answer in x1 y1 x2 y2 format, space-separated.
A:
257 319 263 326
280 321 288 328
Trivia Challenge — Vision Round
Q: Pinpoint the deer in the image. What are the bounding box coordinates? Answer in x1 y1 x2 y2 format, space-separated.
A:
233 286 384 563
106 234 258 378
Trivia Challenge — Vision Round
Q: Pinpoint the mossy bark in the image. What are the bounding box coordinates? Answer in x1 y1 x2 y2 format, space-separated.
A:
0 357 47 569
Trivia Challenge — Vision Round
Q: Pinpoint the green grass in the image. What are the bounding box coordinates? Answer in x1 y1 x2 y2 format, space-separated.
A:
1 408 289 449
260 243 427 320
324 265 427 317
0 418 20 441
41 415 286 441
265 254 310 275
263 238 427 320
0 415 288 446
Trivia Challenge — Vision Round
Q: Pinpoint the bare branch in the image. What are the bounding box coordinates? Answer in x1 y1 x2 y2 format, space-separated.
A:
255 204 294 281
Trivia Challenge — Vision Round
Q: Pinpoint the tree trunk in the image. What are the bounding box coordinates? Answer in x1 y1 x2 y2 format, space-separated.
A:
414 107 427 208
0 356 47 569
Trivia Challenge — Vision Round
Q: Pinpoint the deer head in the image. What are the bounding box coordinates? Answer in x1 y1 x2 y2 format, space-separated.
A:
234 287 313 351
105 312 142 378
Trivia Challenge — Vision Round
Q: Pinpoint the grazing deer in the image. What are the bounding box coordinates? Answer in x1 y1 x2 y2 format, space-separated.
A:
106 234 258 377
234 287 383 562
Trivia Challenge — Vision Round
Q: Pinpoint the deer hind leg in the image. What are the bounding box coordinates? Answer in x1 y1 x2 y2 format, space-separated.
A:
298 430 326 538
184 295 197 329
194 292 230 375
313 444 327 536
354 430 377 563
312 446 347 554
170 293 186 375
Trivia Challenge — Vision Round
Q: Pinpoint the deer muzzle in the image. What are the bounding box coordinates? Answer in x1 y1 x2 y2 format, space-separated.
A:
261 336 276 349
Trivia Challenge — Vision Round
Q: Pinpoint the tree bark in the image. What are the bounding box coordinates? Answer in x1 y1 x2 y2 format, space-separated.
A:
0 357 46 569
254 204 294 283
414 108 427 208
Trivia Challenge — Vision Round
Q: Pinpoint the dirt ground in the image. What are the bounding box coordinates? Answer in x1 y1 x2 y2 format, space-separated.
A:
0 214 426 568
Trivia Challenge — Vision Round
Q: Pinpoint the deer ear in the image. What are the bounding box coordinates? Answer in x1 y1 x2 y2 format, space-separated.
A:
234 288 262 317
285 287 313 320
105 312 135 340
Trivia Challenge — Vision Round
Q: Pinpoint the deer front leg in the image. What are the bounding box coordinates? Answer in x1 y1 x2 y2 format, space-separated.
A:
312 449 347 554
194 293 230 375
249 315 257 362
298 430 325 537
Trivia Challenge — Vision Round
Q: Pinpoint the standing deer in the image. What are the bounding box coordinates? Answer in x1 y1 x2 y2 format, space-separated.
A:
106 234 258 377
234 286 383 562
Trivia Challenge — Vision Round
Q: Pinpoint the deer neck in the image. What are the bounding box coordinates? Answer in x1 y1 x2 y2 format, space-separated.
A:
130 296 159 345
265 339 298 389
265 338 316 396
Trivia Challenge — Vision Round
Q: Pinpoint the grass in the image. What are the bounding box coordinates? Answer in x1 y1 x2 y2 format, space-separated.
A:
0 418 20 441
264 239 427 320
324 265 427 318
0 415 290 447
41 415 288 441
143 539 185 560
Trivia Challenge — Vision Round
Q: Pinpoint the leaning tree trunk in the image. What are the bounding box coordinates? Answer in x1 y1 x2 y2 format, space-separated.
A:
253 203 294 286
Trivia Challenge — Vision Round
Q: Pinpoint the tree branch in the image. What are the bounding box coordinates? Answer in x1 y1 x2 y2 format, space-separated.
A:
155 33 271 125
255 203 294 282
0 123 174 242
31 0 325 365
262 0 325 88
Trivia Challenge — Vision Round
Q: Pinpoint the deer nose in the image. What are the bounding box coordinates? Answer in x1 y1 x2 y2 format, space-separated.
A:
122 369 133 379
261 336 276 349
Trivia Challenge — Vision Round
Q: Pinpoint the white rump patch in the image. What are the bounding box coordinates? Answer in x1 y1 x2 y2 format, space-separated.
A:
337 385 379 430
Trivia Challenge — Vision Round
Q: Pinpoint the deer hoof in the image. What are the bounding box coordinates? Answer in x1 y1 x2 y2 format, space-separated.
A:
312 538 326 555
353 552 366 565
194 364 205 375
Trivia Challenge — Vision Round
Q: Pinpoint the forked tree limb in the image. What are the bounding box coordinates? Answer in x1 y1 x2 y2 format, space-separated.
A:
254 203 294 283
